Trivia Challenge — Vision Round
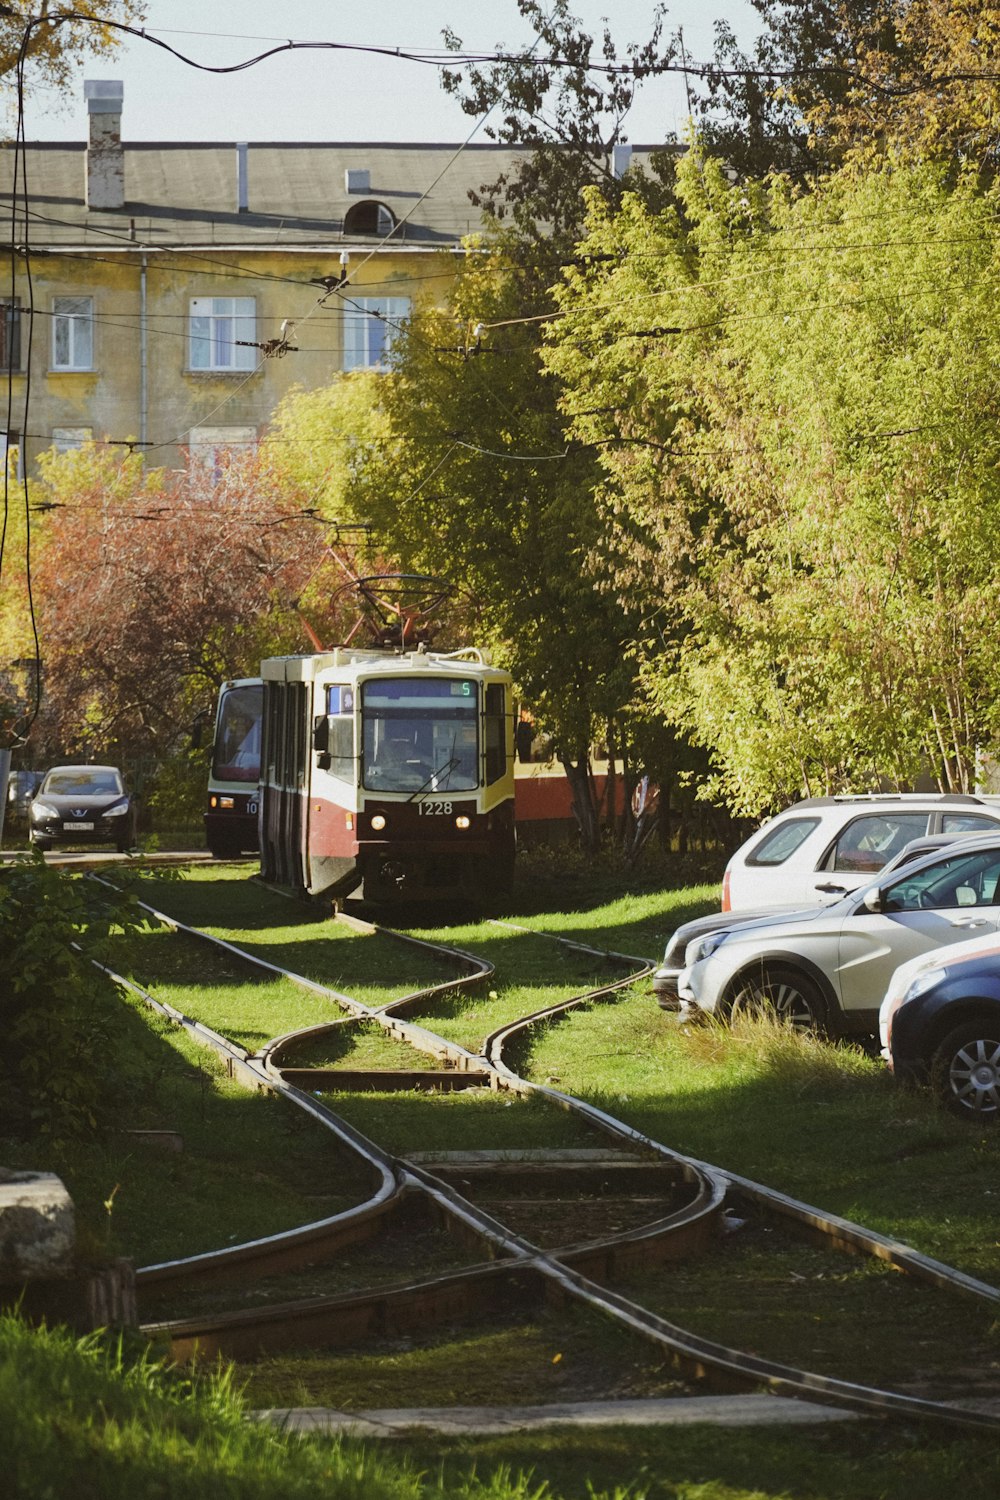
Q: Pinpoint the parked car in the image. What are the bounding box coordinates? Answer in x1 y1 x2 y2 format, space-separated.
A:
676 832 1000 1037
720 794 1000 912
652 832 979 1012
29 765 136 852
878 933 1000 1119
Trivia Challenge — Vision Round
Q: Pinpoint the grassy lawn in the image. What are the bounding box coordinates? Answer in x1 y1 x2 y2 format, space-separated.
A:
5 859 1000 1498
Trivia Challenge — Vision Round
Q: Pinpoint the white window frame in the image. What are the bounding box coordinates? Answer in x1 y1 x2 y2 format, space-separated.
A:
52 296 94 370
343 296 410 372
189 296 257 372
51 427 93 454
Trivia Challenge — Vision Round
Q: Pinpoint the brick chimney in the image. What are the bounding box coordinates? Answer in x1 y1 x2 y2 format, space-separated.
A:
84 80 125 210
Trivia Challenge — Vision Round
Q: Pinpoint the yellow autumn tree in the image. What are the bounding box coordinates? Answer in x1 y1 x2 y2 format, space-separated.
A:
807 1 1000 170
0 2 146 90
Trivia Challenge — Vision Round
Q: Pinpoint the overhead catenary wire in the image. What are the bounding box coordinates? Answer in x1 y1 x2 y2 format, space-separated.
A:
8 9 1000 688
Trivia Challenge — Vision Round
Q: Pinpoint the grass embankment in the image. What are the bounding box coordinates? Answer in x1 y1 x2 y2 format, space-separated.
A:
9 1308 996 1500
4 860 1000 1498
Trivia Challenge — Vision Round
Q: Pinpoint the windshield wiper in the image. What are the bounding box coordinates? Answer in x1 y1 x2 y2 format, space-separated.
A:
406 756 460 803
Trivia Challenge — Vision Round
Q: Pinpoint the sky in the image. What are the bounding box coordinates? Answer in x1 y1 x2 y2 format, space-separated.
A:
21 1 760 144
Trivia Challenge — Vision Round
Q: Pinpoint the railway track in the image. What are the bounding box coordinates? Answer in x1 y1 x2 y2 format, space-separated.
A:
94 872 1000 1432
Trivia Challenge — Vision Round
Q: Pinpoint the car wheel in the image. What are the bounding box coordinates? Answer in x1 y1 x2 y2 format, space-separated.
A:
729 966 825 1032
931 1021 1000 1121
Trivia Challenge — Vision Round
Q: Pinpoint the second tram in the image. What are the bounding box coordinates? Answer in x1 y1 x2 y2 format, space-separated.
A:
258 646 516 904
204 677 263 858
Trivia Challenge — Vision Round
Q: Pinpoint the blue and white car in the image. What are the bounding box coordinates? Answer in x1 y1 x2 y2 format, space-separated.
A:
879 933 1000 1119
677 833 1000 1038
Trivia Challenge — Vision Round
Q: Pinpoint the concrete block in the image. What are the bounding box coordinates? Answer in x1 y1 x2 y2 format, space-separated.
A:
0 1169 75 1281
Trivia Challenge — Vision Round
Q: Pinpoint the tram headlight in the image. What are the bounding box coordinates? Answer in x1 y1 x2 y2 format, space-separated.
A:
455 815 471 830
371 813 387 831
218 796 235 810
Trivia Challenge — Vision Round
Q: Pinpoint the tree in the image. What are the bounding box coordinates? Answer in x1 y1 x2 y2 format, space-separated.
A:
807 1 1000 173
691 1 907 179
441 0 679 247
695 1 1000 180
264 370 395 522
544 151 1000 813
29 443 317 768
329 239 654 853
1 2 145 100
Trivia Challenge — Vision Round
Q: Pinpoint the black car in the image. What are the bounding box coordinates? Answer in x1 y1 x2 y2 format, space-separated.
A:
29 764 136 852
879 942 1000 1120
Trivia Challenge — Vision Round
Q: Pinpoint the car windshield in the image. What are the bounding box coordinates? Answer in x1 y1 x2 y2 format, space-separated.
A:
42 769 123 797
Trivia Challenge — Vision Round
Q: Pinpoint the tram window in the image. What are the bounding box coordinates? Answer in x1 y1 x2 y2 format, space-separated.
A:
484 683 507 785
361 677 479 792
213 685 262 783
316 684 355 781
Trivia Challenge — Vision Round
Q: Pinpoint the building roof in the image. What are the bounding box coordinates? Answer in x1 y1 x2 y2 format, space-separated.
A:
0 138 667 252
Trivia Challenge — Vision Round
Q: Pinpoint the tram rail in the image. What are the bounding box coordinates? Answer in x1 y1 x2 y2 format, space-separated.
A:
92 874 1000 1432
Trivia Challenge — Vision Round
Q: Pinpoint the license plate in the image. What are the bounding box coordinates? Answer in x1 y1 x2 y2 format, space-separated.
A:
64 821 94 831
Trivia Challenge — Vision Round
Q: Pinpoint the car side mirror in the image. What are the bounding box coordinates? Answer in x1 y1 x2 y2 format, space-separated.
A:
862 888 884 914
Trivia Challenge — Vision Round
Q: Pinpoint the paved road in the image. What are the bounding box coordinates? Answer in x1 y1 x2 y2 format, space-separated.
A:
0 848 220 866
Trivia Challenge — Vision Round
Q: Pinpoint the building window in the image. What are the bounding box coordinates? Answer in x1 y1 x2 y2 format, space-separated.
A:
0 430 20 478
0 298 21 370
189 296 256 371
189 425 257 479
343 200 397 236
51 427 92 453
343 296 410 371
53 297 93 370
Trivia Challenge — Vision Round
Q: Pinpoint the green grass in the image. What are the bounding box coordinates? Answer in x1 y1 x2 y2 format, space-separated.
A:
525 991 1000 1284
9 862 1000 1498
0 987 378 1268
238 1300 695 1411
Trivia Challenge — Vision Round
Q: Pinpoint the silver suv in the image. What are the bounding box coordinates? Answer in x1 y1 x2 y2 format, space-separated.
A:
722 794 1000 912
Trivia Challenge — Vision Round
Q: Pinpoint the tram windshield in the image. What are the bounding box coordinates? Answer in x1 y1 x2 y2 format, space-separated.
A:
213 683 263 783
362 677 478 793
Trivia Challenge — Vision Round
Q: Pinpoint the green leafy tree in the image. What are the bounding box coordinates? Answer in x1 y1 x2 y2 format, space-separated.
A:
693 0 897 178
334 240 650 851
695 1 1000 180
807 0 1000 173
545 151 1000 813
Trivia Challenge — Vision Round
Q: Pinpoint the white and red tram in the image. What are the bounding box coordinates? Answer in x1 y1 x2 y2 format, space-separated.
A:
258 646 516 903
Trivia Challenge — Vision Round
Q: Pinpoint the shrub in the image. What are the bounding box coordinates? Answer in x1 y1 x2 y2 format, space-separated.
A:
0 859 147 1143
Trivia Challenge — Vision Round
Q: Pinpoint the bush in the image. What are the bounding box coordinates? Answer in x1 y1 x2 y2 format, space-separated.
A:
0 859 147 1143
145 743 212 835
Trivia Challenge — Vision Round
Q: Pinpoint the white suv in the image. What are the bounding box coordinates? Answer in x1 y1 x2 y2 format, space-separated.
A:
680 832 1000 1038
722 795 1000 911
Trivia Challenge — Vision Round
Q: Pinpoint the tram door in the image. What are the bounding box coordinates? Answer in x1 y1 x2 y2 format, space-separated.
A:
259 677 311 891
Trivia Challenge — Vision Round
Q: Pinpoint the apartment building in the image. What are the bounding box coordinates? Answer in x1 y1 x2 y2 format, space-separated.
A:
0 80 548 473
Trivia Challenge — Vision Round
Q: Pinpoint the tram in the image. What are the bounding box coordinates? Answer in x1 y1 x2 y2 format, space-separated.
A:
258 645 516 903
204 677 263 858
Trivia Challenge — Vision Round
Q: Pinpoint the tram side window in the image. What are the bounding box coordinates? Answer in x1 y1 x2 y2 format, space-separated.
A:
484 683 507 785
313 684 355 781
